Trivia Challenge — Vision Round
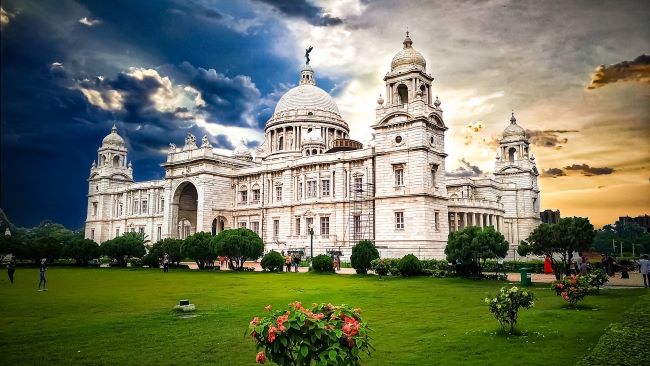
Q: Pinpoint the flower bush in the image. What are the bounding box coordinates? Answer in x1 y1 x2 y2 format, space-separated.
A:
248 302 372 365
484 286 535 334
311 254 335 273
370 258 389 277
552 275 589 306
581 269 609 294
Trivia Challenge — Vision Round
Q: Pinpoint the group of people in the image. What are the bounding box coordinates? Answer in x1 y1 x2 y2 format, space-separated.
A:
572 254 592 275
283 252 301 272
158 253 170 272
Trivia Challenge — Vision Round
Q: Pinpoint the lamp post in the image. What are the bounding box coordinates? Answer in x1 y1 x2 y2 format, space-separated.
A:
308 224 314 267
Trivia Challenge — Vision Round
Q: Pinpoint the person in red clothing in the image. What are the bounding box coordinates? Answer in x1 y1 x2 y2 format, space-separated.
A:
544 256 553 274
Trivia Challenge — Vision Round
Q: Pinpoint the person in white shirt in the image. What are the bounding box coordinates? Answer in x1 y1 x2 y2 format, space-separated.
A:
639 255 649 288
497 257 505 276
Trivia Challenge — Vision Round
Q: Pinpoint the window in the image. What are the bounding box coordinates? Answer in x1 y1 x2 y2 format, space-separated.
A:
320 217 330 236
354 177 363 192
395 135 402 144
395 168 404 186
295 218 301 236
306 217 314 234
115 228 120 237
90 229 95 241
252 189 260 202
395 212 405 230
322 179 330 196
138 227 145 235
157 226 162 241
508 147 516 162
273 219 279 238
92 202 98 216
141 200 148 214
431 164 438 188
160 198 164 213
397 84 408 104
133 200 139 214
307 181 317 198
434 211 440 231
251 221 260 235
275 186 282 201
353 215 361 235
298 182 303 199
239 222 247 228
278 136 284 151
240 190 248 203
118 203 123 216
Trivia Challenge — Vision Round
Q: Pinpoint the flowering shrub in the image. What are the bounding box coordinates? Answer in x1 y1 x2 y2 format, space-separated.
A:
552 275 589 306
581 269 609 294
484 286 536 333
370 258 389 277
248 302 372 365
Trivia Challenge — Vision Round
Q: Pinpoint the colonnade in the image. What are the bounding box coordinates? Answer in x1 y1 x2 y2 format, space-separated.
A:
448 211 504 233
267 125 348 154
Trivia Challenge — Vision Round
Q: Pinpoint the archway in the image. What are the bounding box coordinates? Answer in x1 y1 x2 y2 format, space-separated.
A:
112 155 120 167
171 182 198 239
211 216 228 236
508 147 517 162
397 84 409 104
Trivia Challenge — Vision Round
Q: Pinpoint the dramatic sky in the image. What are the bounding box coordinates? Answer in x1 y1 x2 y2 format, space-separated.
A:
1 0 649 229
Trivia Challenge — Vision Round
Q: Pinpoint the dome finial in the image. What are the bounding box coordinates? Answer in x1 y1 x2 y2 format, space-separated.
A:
111 124 117 133
510 111 517 124
403 28 413 49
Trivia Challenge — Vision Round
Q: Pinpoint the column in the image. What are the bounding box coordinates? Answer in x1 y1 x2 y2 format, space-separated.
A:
462 212 467 230
448 214 453 233
454 212 459 232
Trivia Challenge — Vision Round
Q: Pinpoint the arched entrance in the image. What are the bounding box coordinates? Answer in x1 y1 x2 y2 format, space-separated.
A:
211 216 228 236
172 182 198 239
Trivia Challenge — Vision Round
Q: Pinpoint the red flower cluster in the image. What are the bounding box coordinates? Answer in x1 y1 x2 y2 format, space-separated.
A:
268 326 278 343
342 315 360 347
276 312 290 332
256 351 266 364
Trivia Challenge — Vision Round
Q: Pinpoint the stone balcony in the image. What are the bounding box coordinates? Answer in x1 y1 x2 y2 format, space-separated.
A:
447 198 504 212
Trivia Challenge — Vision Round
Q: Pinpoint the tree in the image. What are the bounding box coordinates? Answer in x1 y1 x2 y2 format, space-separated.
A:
101 232 147 267
518 217 595 278
0 235 22 263
213 228 263 270
445 226 509 277
64 238 100 266
145 238 184 267
182 232 215 269
592 221 650 256
350 240 379 274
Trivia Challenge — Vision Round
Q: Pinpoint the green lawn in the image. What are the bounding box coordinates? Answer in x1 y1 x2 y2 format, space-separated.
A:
0 268 646 365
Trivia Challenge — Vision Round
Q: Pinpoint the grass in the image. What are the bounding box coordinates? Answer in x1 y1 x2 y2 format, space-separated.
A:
0 267 646 365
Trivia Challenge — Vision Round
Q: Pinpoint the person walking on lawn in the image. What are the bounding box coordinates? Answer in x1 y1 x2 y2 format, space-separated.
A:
639 254 649 288
7 257 16 284
38 259 48 291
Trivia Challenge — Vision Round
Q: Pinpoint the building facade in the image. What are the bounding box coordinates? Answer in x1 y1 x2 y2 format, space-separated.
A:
85 33 541 259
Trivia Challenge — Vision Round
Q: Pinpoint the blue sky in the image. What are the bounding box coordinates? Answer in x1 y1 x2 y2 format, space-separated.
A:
1 0 649 228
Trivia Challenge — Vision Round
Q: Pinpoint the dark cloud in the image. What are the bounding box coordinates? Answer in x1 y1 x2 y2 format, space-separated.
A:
446 159 484 178
564 164 615 176
525 129 578 149
168 0 223 21
586 54 650 89
542 168 566 178
254 0 343 26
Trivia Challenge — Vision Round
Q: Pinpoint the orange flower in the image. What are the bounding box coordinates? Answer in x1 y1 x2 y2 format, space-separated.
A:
265 305 272 311
276 314 289 332
256 351 266 364
251 317 259 326
268 326 277 343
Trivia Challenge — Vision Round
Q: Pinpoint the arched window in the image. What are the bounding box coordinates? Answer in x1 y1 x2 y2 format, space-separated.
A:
508 147 517 162
101 154 107 166
397 84 409 104
278 136 284 151
112 155 120 168
312 149 317 155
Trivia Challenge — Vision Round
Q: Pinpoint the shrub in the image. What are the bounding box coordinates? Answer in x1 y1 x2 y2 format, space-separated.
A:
311 254 335 273
581 269 609 294
63 238 100 266
485 286 536 334
248 302 372 365
101 232 146 267
420 259 449 271
350 240 379 274
182 232 215 269
398 254 422 276
261 251 285 272
552 275 589 306
370 258 389 277
213 228 264 270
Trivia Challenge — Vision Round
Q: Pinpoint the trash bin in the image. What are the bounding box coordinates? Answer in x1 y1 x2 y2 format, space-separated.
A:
520 268 532 287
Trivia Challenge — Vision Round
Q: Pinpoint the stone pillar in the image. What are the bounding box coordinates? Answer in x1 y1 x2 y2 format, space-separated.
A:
454 212 459 232
462 212 467 230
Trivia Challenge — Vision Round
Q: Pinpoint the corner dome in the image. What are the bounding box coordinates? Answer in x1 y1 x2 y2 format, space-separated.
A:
102 125 125 147
391 32 426 73
273 84 340 116
502 113 527 142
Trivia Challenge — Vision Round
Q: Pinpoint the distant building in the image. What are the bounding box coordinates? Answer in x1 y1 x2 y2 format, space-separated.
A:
618 215 650 232
540 209 560 224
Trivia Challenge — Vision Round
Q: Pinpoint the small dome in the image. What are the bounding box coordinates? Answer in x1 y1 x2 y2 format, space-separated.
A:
274 84 340 116
232 139 252 159
502 113 526 141
102 125 125 147
391 32 426 73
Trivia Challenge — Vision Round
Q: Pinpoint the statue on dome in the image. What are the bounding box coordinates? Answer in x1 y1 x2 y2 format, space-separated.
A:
185 133 197 149
201 135 212 148
305 45 313 64
169 143 176 153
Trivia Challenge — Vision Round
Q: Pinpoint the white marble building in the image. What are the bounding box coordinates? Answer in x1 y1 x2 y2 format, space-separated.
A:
85 33 540 259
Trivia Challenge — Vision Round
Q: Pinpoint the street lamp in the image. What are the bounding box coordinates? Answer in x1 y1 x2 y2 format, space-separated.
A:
308 224 314 267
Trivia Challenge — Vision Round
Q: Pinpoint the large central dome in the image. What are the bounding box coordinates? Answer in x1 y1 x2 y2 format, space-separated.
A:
274 84 340 115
